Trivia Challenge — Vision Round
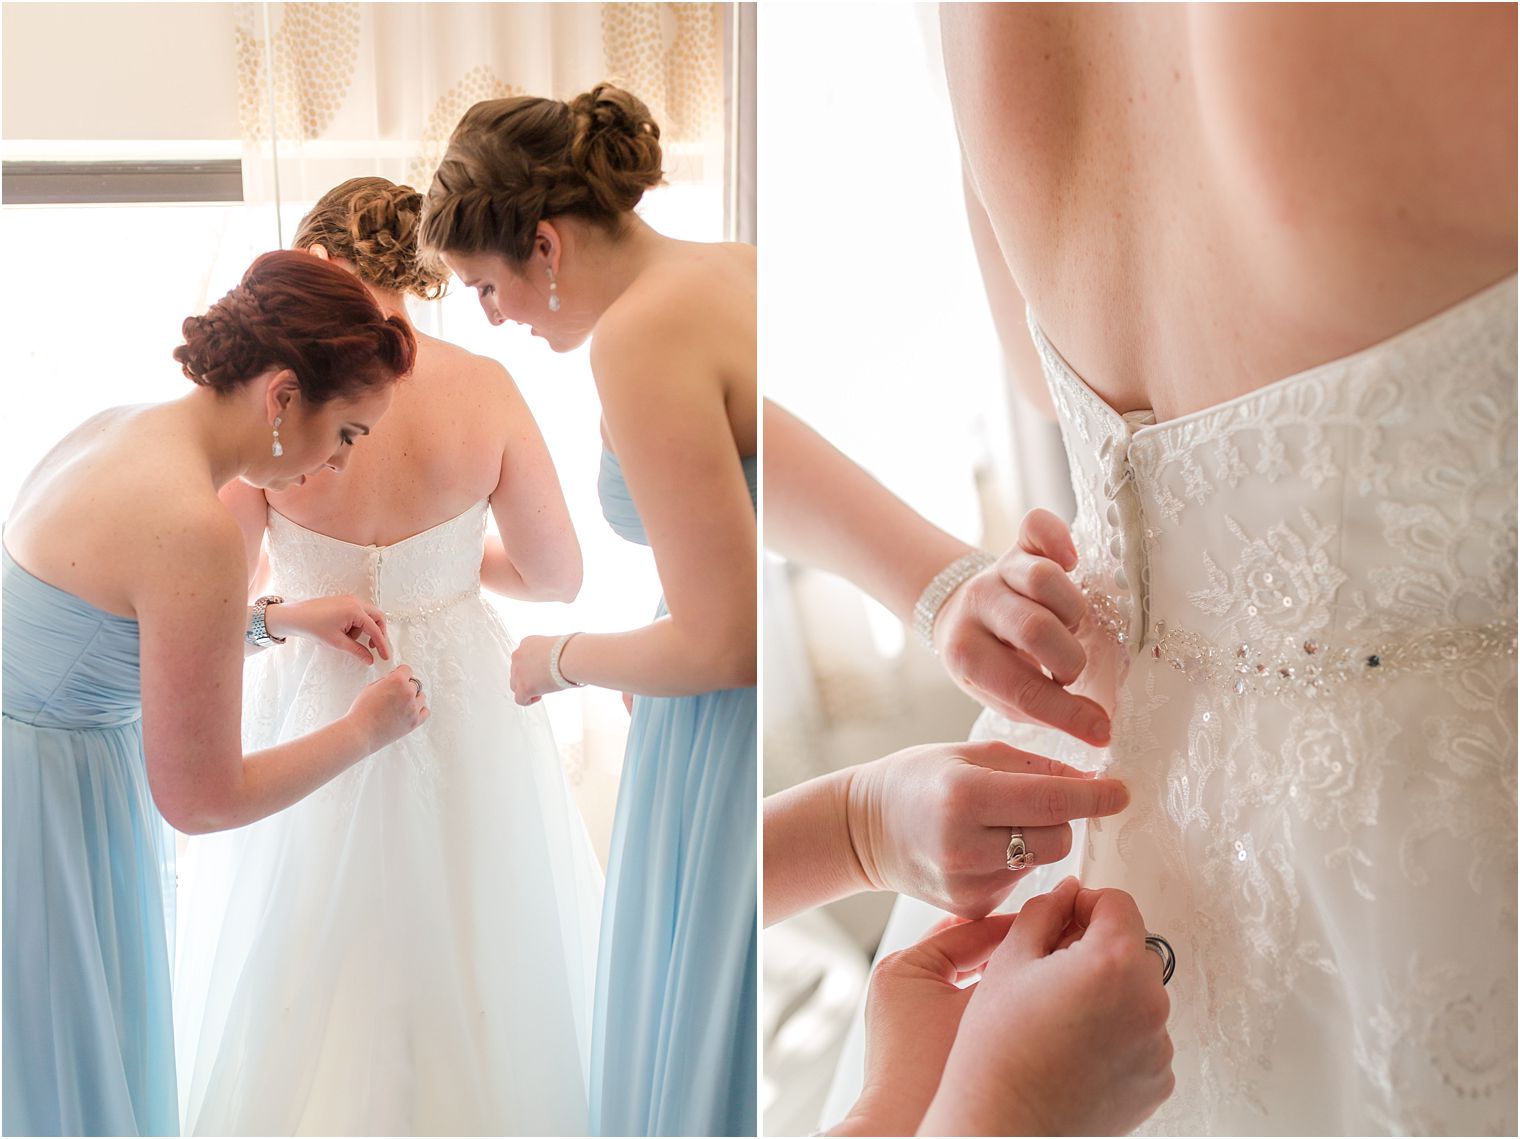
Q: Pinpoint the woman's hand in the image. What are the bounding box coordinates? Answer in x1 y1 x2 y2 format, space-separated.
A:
510 635 559 705
265 596 390 664
346 665 429 750
845 739 1129 919
933 508 1112 747
829 913 1017 1136
920 882 1175 1136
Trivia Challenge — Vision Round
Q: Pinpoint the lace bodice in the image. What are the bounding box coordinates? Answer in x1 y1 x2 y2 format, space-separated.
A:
1043 277 1516 706
265 501 487 621
248 500 497 805
977 276 1517 1135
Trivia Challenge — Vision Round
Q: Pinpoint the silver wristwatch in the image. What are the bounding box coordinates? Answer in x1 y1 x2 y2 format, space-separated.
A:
246 595 287 648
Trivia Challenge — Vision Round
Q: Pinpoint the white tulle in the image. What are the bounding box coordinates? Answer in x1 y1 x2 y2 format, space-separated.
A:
825 278 1518 1135
174 501 603 1136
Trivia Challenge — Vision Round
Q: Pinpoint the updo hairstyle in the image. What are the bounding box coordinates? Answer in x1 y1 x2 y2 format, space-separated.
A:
419 82 664 266
292 176 450 300
173 250 417 402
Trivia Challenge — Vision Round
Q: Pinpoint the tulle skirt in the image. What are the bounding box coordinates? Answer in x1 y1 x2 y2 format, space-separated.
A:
174 598 603 1136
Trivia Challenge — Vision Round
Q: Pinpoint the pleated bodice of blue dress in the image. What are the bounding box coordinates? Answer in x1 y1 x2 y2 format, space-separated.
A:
3 549 177 1136
591 449 757 1137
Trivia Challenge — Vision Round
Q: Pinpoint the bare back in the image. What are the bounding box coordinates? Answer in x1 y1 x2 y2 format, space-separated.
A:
5 405 233 619
263 332 524 546
944 2 1517 421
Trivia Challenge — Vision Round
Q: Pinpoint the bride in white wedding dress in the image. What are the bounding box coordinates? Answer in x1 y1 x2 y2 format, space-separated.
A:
802 7 1515 1135
174 179 602 1135
824 279 1517 1135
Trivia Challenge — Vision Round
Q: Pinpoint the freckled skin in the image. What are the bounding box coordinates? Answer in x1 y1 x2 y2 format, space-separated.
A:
2 376 428 838
943 2 1516 421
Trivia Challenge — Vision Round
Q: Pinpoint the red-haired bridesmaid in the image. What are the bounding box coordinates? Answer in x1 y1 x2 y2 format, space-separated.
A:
2 252 426 1136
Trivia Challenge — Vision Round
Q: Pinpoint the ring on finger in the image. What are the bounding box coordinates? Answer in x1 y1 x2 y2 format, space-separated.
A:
1144 934 1176 985
1006 827 1037 872
409 677 424 697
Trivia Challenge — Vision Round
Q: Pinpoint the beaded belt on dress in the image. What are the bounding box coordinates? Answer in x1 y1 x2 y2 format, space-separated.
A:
1082 579 1517 697
382 588 482 623
1143 616 1516 698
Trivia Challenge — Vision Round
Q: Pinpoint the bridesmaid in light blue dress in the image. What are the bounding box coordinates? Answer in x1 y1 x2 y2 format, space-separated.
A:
3 562 179 1136
590 450 758 1136
2 251 427 1136
422 83 758 1135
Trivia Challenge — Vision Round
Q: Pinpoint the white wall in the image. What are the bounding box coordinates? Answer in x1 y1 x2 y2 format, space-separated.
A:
2 3 239 143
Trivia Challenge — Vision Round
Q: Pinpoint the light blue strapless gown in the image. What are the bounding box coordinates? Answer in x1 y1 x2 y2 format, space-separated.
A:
2 550 178 1136
590 449 757 1138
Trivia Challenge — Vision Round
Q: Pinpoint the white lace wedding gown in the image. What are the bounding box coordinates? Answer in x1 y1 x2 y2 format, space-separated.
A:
174 501 603 1136
825 277 1518 1135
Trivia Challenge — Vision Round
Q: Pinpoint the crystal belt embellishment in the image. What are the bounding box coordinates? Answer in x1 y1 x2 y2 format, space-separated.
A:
385 588 481 623
1143 617 1517 698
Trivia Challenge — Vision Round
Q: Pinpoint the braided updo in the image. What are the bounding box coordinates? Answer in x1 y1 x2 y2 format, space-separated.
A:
419 82 664 266
173 250 417 402
292 177 450 300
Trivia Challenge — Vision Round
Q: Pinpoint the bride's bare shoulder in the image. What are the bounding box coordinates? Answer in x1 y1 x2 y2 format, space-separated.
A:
412 330 520 387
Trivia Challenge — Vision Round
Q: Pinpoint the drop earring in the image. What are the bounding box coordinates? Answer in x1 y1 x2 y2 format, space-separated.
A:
271 416 283 458
547 267 561 312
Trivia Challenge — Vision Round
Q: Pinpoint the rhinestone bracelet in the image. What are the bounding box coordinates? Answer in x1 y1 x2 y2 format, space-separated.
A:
548 632 586 690
912 551 997 651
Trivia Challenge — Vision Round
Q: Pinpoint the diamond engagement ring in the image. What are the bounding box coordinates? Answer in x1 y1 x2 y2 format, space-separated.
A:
1144 934 1176 985
1006 827 1036 871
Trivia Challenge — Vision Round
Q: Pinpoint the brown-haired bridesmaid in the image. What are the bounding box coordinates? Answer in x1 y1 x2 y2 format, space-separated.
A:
423 82 757 1136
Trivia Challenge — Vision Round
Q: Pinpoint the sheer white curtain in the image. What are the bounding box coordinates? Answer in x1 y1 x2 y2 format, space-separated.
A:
233 2 726 238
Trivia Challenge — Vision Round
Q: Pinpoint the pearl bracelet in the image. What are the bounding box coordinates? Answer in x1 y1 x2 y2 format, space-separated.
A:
912 551 997 651
548 632 586 690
